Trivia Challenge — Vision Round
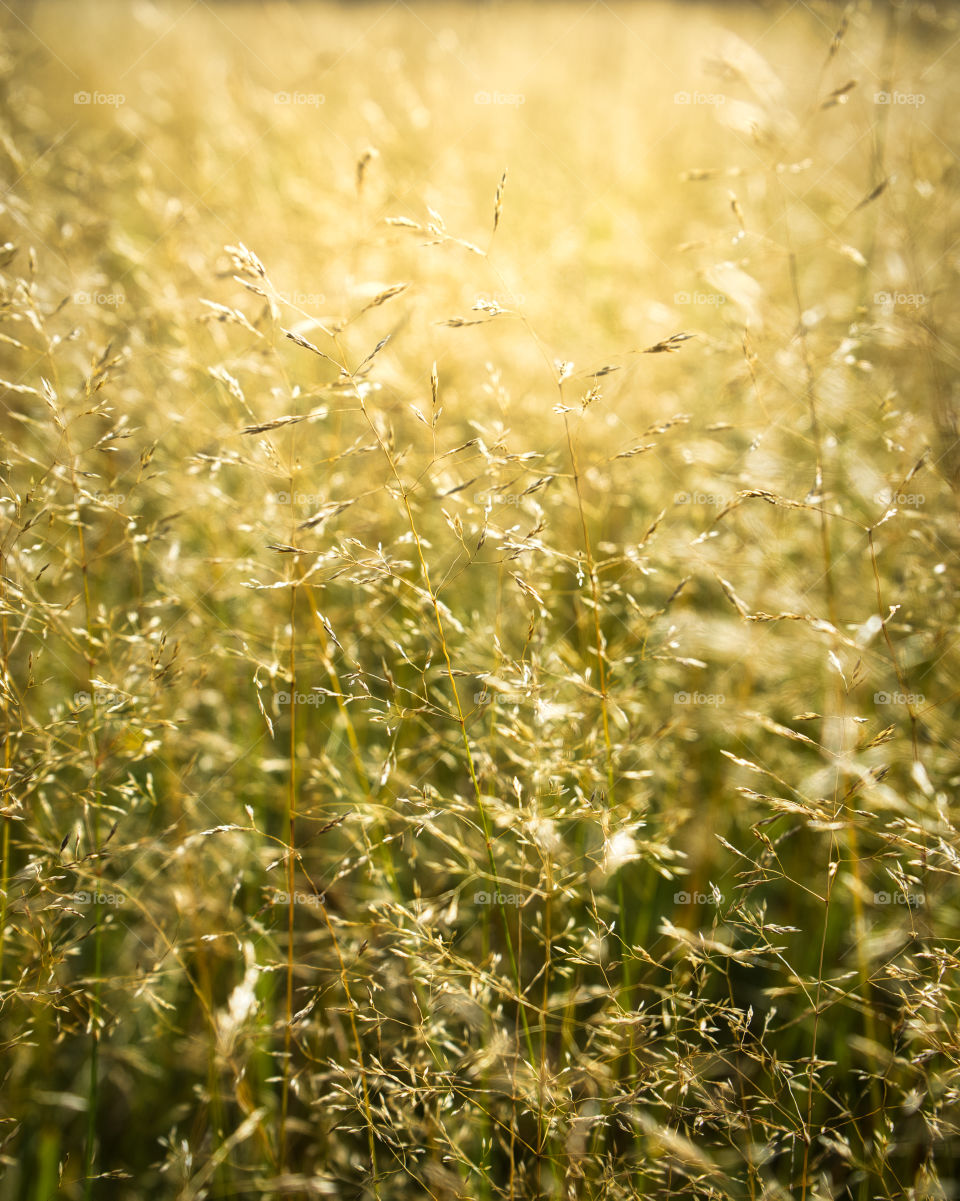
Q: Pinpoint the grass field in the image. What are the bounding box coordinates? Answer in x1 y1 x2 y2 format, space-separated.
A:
2 1 960 1197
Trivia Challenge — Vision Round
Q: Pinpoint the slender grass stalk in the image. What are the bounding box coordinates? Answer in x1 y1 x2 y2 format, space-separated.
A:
278 460 300 1187
355 386 537 1067
559 415 616 803
785 214 884 1194
559 399 641 1182
36 348 106 1201
68 460 101 1201
0 562 12 986
319 900 381 1199
800 856 838 1200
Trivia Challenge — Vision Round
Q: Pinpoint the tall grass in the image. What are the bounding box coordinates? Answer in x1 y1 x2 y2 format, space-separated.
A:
1 1 960 1198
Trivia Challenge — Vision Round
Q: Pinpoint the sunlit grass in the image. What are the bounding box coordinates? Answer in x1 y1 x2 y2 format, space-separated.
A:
1 2 959 1198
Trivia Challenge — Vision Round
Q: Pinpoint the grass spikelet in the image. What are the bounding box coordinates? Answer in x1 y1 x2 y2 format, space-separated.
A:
493 167 507 235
